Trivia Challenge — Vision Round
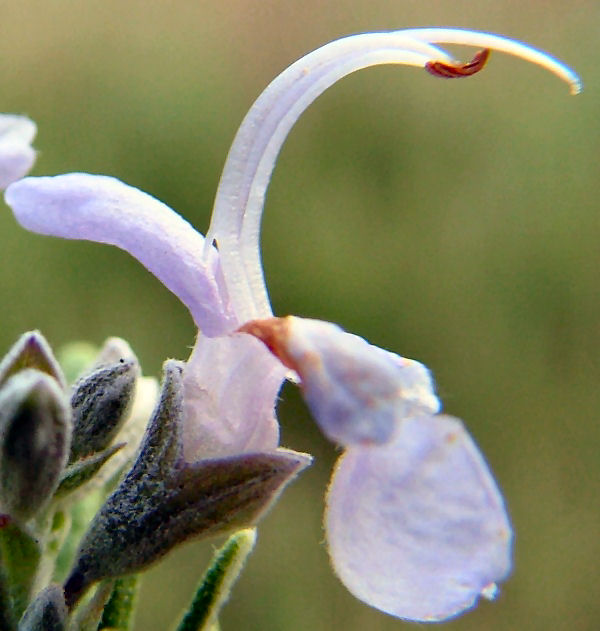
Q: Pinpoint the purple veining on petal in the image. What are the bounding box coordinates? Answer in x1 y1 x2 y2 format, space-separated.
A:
0 114 36 190
325 414 512 621
5 173 235 336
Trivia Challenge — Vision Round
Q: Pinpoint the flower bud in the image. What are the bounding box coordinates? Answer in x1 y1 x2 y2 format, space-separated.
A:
93 337 137 369
0 331 65 389
0 370 71 521
69 359 139 462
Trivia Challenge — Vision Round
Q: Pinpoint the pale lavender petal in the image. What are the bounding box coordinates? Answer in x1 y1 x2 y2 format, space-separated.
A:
0 114 36 189
182 332 286 460
284 317 440 445
5 173 235 335
325 414 512 621
0 115 36 144
206 29 579 323
239 316 440 446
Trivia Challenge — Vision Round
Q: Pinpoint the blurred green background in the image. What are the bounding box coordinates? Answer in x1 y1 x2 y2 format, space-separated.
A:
1 1 598 630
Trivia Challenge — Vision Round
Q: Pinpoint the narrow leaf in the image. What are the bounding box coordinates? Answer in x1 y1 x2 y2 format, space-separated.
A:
97 576 139 630
175 529 256 631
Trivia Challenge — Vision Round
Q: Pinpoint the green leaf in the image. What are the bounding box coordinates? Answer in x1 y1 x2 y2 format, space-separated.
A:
175 529 256 631
0 519 42 624
97 576 139 630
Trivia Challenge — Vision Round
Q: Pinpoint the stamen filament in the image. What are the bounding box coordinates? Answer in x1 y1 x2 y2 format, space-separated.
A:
206 29 581 331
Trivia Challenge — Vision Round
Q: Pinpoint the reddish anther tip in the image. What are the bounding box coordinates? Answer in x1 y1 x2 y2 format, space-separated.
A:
0 514 11 528
237 317 297 371
425 48 491 78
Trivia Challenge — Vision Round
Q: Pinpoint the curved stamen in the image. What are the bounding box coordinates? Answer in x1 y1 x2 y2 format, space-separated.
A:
401 28 581 94
206 29 580 329
206 33 451 324
425 48 490 78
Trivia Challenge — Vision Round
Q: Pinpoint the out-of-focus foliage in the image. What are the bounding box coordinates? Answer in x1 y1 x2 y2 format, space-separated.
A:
1 2 598 630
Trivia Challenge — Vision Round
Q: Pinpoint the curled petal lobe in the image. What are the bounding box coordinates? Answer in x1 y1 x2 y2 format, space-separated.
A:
0 114 36 190
239 316 440 446
5 174 234 335
325 414 512 621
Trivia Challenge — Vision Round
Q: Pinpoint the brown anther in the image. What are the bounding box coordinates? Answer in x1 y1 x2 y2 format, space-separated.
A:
237 317 298 371
425 48 491 79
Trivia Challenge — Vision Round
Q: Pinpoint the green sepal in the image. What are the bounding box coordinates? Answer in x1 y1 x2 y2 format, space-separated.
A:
97 576 139 630
0 518 42 625
0 331 65 389
63 361 311 608
17 584 67 631
55 444 125 498
174 528 256 631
